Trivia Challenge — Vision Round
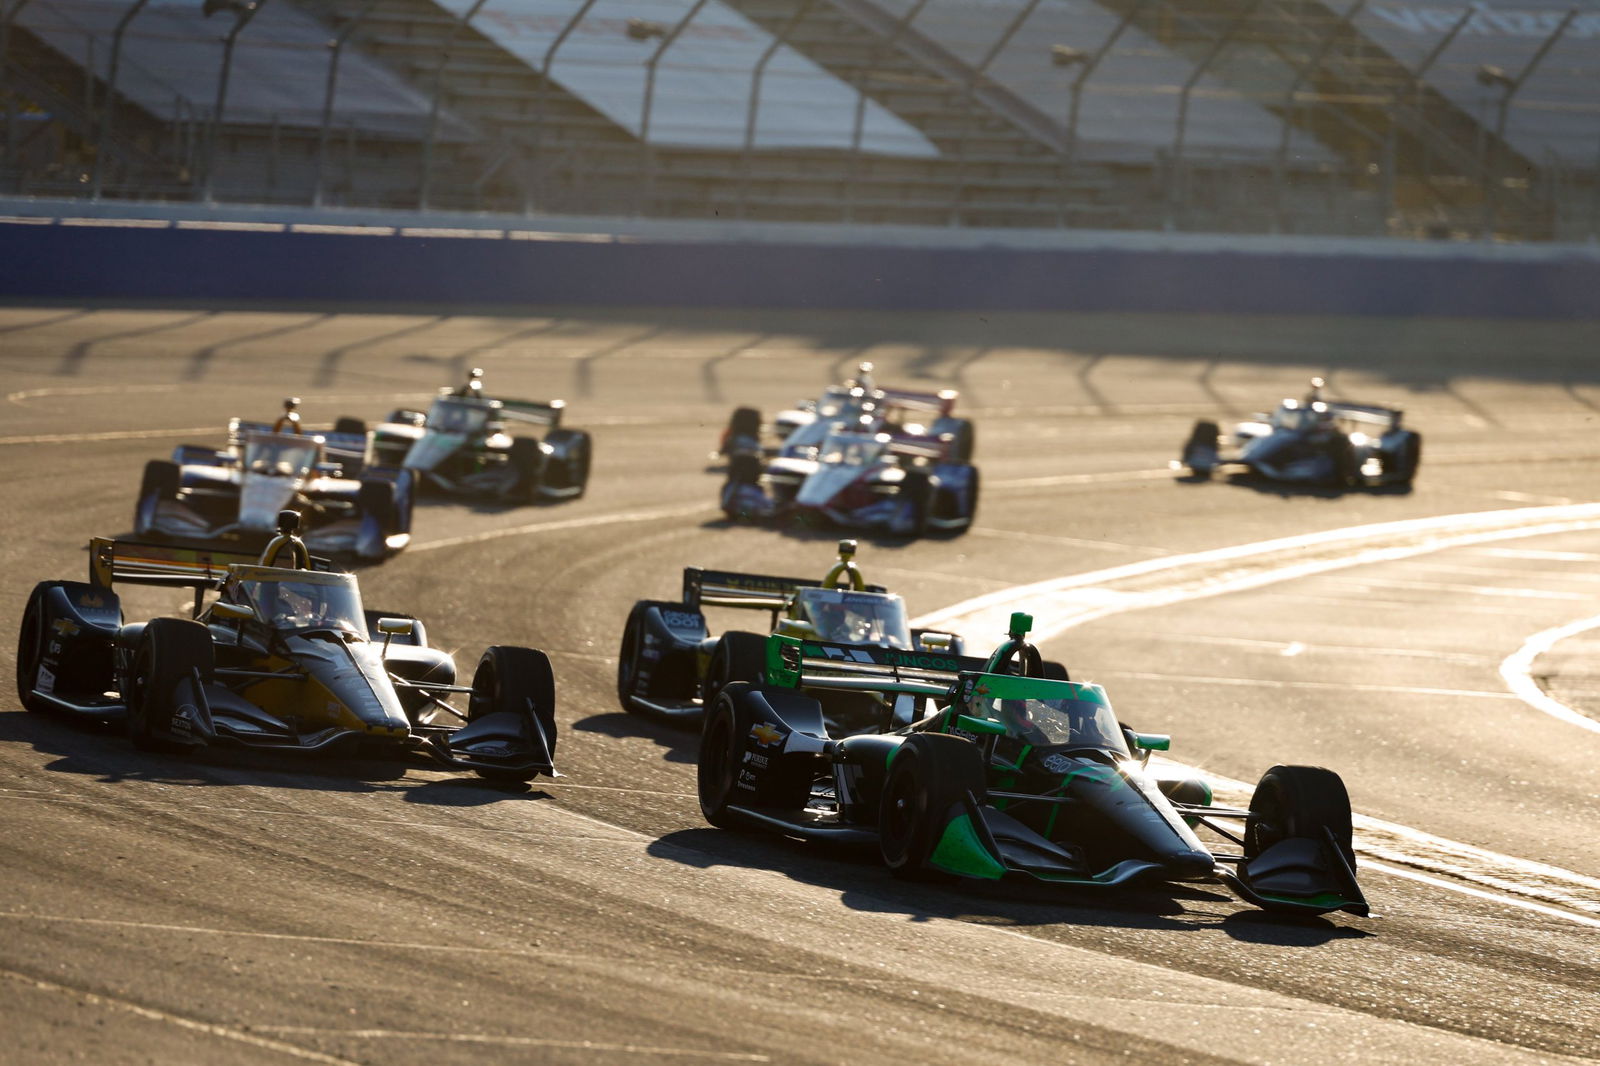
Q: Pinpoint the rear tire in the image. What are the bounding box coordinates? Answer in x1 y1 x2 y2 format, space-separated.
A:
509 438 546 503
902 470 932 538
468 645 557 780
701 631 766 711
134 460 179 536
727 452 762 486
1245 764 1354 869
1040 659 1069 682
543 429 592 496
880 733 987 880
127 618 212 753
1326 437 1359 489
1181 421 1219 477
946 419 975 463
1395 433 1422 485
333 417 366 437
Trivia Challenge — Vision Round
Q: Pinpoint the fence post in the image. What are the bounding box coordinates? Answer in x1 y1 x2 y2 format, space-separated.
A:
637 0 711 217
1057 0 1146 226
202 0 267 203
1481 7 1576 239
531 0 599 214
1271 0 1366 233
1165 0 1262 230
419 0 489 211
844 0 930 222
91 0 152 200
944 0 1043 224
739 0 816 220
313 0 381 208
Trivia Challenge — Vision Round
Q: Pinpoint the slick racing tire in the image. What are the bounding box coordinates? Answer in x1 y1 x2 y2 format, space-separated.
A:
1040 659 1069 682
542 429 593 497
880 733 987 881
468 646 558 781
701 631 766 713
134 460 179 536
1326 437 1360 490
127 618 213 753
1181 421 1220 478
616 602 648 713
698 686 758 829
728 407 761 442
509 437 547 503
946 419 976 464
358 478 397 533
15 585 48 712
727 452 763 486
1395 432 1422 486
1245 764 1354 870
901 470 933 539
333 417 366 437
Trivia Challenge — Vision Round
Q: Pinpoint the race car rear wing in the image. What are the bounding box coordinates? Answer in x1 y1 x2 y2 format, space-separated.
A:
875 387 957 417
497 399 565 428
1326 402 1403 429
88 537 333 591
763 633 988 697
683 567 888 611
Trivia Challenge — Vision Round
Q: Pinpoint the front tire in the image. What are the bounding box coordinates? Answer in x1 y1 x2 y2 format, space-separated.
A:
15 586 48 711
1181 421 1219 478
468 645 558 781
543 428 593 497
698 690 751 829
127 618 213 753
509 438 546 503
1245 764 1354 869
879 733 987 880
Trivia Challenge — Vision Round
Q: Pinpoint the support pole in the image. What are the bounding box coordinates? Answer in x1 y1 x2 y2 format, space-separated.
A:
1058 0 1146 225
91 0 152 200
531 0 599 213
1481 7 1576 239
739 0 816 220
637 0 711 217
202 0 267 203
1271 0 1366 232
1165 0 1262 230
946 0 1043 223
419 0 489 211
1383 4 1473 229
844 0 930 222
1 0 32 176
313 0 381 208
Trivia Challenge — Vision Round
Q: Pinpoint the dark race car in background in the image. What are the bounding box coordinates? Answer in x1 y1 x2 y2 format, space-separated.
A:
722 426 978 536
617 540 966 730
358 387 592 504
1178 378 1422 489
134 410 412 562
15 526 557 781
697 613 1369 919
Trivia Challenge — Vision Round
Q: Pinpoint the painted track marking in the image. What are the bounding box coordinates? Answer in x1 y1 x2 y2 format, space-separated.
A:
1499 614 1600 736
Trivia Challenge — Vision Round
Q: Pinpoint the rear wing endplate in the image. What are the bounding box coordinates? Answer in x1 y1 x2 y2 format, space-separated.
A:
763 633 987 697
497 399 565 428
683 567 886 611
89 537 332 589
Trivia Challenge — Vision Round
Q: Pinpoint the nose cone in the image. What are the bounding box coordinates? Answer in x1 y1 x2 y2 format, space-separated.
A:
239 475 299 532
1163 849 1218 882
796 464 858 507
404 432 462 472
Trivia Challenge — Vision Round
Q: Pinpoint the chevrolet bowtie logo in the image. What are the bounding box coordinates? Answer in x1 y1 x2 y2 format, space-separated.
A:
749 723 783 746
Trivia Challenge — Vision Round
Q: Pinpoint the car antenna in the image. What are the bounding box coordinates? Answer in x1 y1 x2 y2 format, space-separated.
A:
260 510 311 569
822 539 865 590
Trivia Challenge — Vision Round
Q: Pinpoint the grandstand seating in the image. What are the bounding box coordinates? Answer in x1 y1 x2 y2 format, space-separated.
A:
0 0 1593 239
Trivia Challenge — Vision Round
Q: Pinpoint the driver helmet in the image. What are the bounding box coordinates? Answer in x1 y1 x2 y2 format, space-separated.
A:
455 367 485 397
272 397 302 434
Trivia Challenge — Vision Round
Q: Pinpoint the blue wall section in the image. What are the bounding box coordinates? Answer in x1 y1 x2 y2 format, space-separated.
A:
4 220 1598 318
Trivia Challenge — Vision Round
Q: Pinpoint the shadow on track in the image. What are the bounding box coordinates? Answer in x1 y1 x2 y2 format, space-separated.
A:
570 710 698 765
0 709 552 804
647 826 1372 944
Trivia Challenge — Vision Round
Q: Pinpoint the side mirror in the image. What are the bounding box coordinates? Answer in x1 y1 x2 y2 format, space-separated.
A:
211 602 255 623
917 631 954 651
1130 732 1171 752
376 617 415 654
779 619 817 637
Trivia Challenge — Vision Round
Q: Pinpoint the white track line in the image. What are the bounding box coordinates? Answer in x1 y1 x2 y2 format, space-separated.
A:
913 504 1600 927
1498 614 1600 736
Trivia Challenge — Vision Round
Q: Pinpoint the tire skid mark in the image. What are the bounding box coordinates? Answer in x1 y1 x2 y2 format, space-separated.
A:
249 1028 770 1060
0 967 364 1065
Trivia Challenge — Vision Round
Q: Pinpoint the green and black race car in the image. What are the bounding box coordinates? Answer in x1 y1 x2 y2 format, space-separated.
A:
616 540 972 730
697 613 1368 917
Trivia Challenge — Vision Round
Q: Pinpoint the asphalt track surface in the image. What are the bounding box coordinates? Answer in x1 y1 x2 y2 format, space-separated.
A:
1 306 1599 1065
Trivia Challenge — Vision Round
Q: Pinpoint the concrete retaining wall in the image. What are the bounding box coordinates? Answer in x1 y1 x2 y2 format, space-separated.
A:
3 205 1598 318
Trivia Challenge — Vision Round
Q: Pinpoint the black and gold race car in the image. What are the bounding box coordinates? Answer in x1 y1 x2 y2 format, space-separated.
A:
15 513 557 781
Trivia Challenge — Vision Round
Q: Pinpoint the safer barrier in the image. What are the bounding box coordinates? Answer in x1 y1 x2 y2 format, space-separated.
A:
3 213 1598 318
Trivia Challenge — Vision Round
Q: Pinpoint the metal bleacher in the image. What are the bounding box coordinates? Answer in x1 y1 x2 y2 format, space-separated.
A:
0 0 1595 239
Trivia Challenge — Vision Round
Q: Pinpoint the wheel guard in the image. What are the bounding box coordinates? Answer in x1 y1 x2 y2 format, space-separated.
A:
1222 830 1369 917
